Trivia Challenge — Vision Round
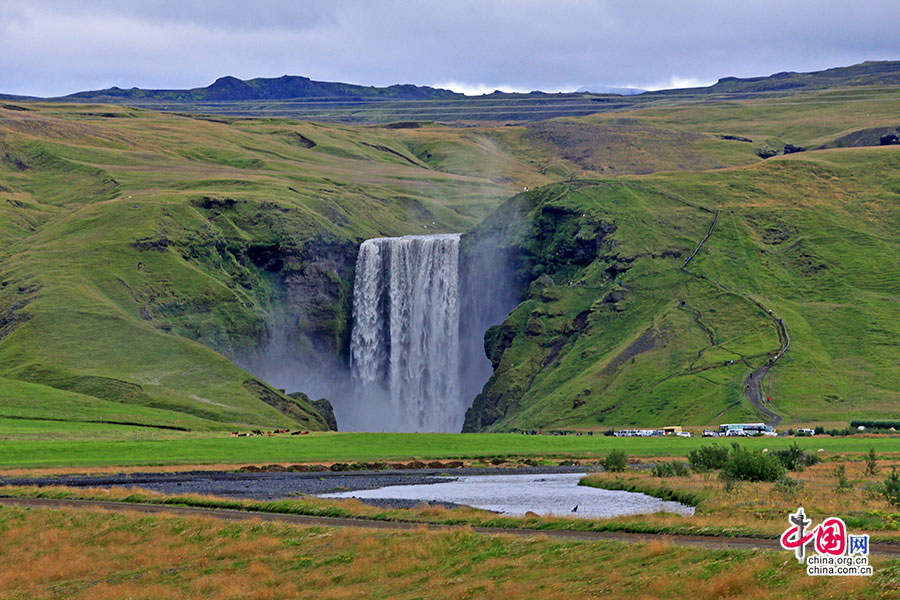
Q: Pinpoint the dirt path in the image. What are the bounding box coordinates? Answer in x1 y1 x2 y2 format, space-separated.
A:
743 305 789 427
4 496 900 556
680 209 787 427
681 210 719 269
744 365 782 427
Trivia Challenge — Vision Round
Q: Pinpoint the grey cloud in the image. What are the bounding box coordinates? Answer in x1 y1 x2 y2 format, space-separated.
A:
0 0 897 97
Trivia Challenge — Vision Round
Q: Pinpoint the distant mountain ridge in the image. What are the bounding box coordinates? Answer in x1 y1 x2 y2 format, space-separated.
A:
2 60 899 124
39 60 900 103
684 60 900 95
61 74 461 103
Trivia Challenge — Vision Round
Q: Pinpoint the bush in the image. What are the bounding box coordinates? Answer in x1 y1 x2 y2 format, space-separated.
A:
602 449 628 472
865 447 879 477
771 442 820 471
720 472 740 493
774 475 804 498
687 445 730 471
651 461 690 477
882 468 900 507
720 444 786 482
672 461 690 476
651 462 670 477
833 464 853 491
851 420 900 430
827 428 853 436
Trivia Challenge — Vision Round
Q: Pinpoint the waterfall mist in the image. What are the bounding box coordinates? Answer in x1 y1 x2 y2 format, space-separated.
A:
458 233 524 412
342 234 462 432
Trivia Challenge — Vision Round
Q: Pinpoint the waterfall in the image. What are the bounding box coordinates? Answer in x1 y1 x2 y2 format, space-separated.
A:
347 234 463 432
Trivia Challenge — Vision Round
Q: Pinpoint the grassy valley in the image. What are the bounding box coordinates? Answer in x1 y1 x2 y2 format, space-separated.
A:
0 103 557 433
1 62 900 436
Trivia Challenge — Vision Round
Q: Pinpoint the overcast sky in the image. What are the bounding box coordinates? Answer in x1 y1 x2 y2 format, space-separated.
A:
1 1 896 97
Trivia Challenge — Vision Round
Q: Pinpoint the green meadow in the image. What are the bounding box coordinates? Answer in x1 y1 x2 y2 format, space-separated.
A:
1 429 897 468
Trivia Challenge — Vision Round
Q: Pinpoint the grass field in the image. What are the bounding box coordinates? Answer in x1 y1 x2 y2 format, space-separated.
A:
5 504 894 599
0 430 898 469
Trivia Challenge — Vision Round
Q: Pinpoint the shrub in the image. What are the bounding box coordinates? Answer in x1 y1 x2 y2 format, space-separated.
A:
651 462 671 477
671 461 690 476
882 468 900 507
774 475 804 498
651 461 689 477
772 442 820 471
602 449 628 472
720 472 740 493
851 420 900 430
865 447 879 477
833 464 853 491
720 444 785 482
687 445 730 471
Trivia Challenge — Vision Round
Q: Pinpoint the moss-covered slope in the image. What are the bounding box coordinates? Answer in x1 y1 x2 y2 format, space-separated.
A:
464 147 900 430
0 103 551 430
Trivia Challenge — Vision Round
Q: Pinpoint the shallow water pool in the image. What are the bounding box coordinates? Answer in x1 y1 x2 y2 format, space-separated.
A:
320 472 693 518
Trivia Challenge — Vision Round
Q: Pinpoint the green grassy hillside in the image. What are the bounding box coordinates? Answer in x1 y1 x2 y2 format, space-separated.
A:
0 103 555 432
464 145 900 430
2 78 899 435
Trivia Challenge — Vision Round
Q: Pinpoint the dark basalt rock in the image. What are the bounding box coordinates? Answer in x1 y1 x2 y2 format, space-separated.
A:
281 238 357 358
718 134 753 143
880 132 900 145
288 392 338 432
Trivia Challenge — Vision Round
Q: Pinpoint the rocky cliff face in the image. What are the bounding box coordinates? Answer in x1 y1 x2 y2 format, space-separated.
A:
280 238 357 360
129 195 359 420
157 197 359 371
230 234 358 403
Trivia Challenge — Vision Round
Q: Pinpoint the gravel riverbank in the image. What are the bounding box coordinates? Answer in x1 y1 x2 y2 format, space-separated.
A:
0 465 594 503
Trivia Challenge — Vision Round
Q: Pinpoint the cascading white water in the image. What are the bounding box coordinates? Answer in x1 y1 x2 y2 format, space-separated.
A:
347 234 462 432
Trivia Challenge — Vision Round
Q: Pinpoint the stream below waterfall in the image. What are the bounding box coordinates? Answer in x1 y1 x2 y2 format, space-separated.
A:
321 472 694 519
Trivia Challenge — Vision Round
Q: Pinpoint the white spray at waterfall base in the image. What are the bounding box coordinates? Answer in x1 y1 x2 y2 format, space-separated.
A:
345 234 463 432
